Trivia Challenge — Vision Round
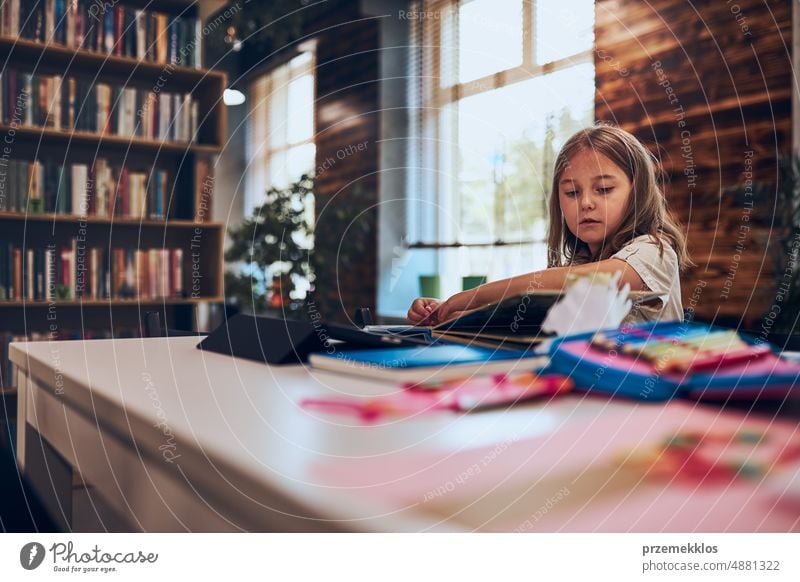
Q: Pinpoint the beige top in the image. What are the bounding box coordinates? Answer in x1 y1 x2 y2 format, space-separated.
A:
612 234 683 323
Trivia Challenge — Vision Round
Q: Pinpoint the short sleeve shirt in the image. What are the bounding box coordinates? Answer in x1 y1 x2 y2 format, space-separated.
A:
611 235 683 323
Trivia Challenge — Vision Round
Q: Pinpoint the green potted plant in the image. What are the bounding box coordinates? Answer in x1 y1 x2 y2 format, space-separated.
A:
224 175 374 321
224 174 314 316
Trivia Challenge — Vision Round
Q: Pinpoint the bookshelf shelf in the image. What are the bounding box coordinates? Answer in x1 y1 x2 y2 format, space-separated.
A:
0 124 223 156
0 36 225 91
0 212 223 228
0 297 224 307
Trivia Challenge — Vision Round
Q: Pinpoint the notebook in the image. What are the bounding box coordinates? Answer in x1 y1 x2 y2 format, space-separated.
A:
308 343 548 383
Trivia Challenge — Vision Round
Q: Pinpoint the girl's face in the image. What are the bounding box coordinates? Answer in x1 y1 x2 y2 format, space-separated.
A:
558 148 633 255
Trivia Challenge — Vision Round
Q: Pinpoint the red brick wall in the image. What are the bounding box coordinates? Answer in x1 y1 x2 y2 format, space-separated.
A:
304 3 380 322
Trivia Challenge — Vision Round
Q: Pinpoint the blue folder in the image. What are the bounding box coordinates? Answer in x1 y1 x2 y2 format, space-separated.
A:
308 343 546 381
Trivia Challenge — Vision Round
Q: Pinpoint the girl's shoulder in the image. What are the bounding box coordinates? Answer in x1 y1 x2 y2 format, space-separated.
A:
630 233 677 252
614 234 678 264
629 233 672 246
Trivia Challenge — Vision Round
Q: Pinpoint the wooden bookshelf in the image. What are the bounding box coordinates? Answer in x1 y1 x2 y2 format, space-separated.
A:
0 212 223 228
0 36 214 84
0 216 226 303
0 124 223 156
0 0 226 391
0 297 224 307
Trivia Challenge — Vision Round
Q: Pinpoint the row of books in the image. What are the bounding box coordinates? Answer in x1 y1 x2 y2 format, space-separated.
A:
0 328 140 388
1 70 199 142
0 242 185 301
1 0 201 68
0 158 170 219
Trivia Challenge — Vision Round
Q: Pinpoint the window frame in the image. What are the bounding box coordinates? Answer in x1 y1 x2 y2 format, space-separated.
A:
412 0 594 247
245 49 317 214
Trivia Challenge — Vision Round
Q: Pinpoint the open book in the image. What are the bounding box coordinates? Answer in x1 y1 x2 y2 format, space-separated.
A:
397 289 662 350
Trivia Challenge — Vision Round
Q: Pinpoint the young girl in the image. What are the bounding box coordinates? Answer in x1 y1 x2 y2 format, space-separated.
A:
408 125 691 325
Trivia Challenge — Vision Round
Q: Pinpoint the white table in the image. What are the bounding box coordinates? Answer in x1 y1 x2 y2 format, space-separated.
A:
11 336 800 532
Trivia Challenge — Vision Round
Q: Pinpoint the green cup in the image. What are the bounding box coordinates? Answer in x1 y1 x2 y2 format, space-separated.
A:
418 275 441 298
462 275 487 291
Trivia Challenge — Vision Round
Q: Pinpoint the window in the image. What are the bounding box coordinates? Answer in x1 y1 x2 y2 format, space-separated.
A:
245 51 316 215
406 0 595 300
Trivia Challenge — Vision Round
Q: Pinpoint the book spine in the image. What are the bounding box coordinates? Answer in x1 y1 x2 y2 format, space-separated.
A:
148 249 156 298
155 13 167 64
135 248 145 298
8 244 14 300
135 10 146 60
86 247 94 299
71 163 87 214
35 247 44 300
95 159 106 217
27 159 40 212
45 0 55 43
119 166 128 216
169 16 178 65
47 161 58 212
66 0 75 47
15 160 25 212
160 249 168 298
57 163 68 213
12 247 20 299
113 5 122 56
156 169 165 218
44 245 54 301
124 248 135 297
113 247 124 297
73 237 84 298
173 248 183 297
103 6 113 53
194 18 201 68
86 161 96 215
22 73 32 125
25 247 33 300
8 160 17 212
73 0 87 48
10 0 19 38
0 244 6 300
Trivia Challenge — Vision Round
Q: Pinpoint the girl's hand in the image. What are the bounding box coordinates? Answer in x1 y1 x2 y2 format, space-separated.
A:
407 297 441 324
434 291 479 323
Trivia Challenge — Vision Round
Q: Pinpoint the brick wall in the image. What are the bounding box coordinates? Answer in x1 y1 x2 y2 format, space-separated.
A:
304 2 380 322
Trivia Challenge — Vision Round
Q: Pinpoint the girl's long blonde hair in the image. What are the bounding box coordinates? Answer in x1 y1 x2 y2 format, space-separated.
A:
546 124 691 271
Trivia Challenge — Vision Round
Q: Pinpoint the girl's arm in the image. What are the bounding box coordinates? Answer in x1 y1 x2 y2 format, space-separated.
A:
433 258 647 323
